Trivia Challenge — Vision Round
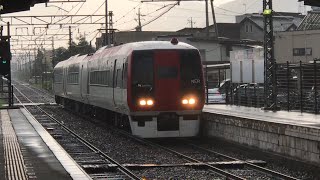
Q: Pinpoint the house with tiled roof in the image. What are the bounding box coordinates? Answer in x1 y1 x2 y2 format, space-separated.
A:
275 10 320 63
236 12 304 41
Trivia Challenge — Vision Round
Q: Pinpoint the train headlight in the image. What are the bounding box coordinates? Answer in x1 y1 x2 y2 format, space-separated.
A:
182 97 197 105
139 100 147 106
189 98 196 105
147 100 154 105
182 99 189 104
139 99 154 106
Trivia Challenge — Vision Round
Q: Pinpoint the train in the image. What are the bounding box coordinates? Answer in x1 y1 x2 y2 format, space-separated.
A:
53 39 205 138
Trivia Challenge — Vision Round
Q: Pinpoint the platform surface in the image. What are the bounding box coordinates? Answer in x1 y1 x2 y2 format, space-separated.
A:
0 108 91 180
204 104 320 128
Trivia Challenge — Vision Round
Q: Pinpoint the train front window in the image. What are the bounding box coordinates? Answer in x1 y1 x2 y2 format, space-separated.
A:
132 50 154 89
180 49 202 89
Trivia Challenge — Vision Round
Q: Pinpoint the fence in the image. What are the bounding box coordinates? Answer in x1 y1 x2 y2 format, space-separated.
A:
204 60 320 114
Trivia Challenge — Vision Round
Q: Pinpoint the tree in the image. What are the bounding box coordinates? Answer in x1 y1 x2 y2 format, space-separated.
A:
70 35 95 56
34 49 44 77
52 47 69 67
53 35 95 66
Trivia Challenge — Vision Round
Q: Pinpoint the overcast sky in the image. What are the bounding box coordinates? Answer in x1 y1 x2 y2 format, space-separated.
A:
2 0 307 51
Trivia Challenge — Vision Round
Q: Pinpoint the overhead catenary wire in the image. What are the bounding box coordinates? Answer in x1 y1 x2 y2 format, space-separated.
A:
17 2 85 50
32 0 105 50
121 2 178 31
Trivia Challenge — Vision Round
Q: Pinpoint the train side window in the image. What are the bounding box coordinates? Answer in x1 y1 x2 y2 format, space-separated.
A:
116 69 122 88
102 71 108 85
123 62 128 88
106 70 111 86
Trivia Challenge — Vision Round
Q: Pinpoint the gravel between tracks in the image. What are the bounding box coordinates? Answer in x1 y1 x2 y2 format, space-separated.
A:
41 105 187 165
194 139 317 179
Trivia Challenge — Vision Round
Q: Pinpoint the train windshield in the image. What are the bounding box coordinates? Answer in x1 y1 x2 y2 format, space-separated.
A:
132 51 154 88
180 49 203 89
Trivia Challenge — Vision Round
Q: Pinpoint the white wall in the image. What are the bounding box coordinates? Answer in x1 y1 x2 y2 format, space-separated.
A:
275 30 320 63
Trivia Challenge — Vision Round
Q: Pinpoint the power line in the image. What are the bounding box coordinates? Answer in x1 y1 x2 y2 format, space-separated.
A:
114 3 142 23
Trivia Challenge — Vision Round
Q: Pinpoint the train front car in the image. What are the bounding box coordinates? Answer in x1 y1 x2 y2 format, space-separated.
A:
127 41 205 138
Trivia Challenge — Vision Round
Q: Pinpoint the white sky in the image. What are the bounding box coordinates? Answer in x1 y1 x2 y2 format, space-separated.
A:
1 0 307 53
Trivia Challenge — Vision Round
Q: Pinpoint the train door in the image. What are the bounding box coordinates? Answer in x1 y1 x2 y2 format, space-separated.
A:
154 51 180 110
80 65 84 100
63 67 67 96
112 59 118 107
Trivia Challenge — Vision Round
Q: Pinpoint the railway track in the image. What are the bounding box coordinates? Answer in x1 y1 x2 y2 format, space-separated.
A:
113 130 299 180
13 84 140 180
12 80 55 104
13 80 307 179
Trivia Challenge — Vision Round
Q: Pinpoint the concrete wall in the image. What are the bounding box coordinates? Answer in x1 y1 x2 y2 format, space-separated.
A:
203 113 320 165
275 30 320 63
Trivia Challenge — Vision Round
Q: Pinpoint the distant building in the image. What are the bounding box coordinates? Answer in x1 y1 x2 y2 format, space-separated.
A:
156 35 261 62
201 23 241 39
96 31 176 48
275 11 320 63
236 12 304 41
95 23 261 62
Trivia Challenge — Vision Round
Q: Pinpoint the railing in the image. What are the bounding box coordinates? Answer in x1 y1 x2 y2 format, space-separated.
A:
204 60 320 114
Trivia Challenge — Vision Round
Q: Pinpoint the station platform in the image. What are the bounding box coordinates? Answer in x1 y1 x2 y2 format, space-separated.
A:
202 105 320 165
0 108 91 180
204 105 320 128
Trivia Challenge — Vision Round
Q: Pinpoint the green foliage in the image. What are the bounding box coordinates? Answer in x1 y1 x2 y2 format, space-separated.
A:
52 35 95 67
34 49 45 77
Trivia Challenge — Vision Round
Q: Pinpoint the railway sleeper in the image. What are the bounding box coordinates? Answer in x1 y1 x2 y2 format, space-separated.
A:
102 160 266 170
82 164 119 173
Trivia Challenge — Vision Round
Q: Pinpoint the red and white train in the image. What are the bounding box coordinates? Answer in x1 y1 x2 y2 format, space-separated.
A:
53 40 205 138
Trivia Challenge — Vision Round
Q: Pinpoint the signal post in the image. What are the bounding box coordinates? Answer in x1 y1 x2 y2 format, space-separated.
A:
0 22 13 106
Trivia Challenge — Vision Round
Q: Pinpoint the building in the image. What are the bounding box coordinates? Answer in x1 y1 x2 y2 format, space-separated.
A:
95 31 176 48
201 23 241 39
275 11 320 63
236 12 304 41
155 35 261 62
95 23 255 61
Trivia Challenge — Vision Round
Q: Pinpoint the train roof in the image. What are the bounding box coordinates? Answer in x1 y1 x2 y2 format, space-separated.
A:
54 40 198 69
122 41 198 51
54 54 87 69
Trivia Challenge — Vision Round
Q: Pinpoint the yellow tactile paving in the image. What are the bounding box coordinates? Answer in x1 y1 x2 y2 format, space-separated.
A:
1 110 28 180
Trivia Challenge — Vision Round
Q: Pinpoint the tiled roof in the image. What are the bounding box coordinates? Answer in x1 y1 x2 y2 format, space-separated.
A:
242 16 300 32
296 11 320 30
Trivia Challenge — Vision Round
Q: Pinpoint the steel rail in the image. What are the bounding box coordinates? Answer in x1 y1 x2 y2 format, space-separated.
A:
12 84 141 180
114 130 245 180
182 139 300 180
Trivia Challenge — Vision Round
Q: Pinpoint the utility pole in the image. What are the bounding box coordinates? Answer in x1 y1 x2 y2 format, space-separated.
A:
69 26 72 50
136 8 142 31
105 0 109 46
109 11 114 45
187 17 195 28
34 48 37 84
142 0 211 37
28 52 31 78
52 37 55 68
210 0 218 37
